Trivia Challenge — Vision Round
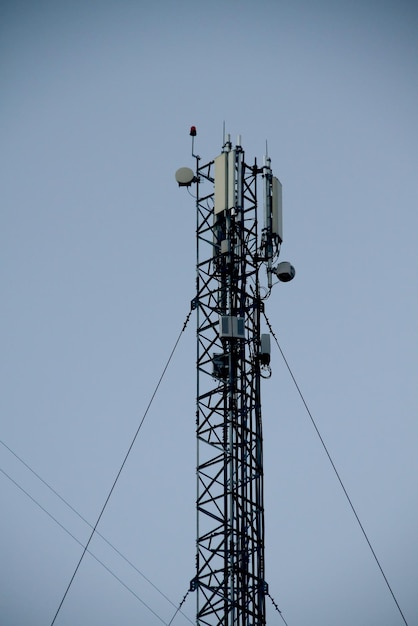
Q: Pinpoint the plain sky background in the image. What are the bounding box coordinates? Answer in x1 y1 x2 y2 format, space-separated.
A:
1 1 417 624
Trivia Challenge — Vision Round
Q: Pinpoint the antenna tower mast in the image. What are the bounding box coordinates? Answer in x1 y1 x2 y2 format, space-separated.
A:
177 128 294 626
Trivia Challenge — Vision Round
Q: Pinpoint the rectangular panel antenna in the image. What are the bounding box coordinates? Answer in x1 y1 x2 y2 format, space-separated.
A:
215 151 236 214
214 153 228 214
228 150 236 210
272 176 283 242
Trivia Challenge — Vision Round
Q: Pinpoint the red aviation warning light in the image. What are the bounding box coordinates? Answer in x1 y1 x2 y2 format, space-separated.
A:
190 125 197 136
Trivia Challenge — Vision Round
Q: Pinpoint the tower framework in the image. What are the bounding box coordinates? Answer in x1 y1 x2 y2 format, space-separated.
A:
187 135 284 626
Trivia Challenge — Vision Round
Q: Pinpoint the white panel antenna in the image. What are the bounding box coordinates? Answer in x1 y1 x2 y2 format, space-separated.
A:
228 150 236 210
214 150 236 214
214 153 228 214
272 176 283 242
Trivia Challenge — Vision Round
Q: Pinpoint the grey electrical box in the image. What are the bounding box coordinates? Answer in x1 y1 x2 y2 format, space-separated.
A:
213 353 228 379
260 334 271 365
221 239 230 254
219 315 246 339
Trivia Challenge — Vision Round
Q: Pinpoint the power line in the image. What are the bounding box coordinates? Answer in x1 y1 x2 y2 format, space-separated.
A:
0 468 167 624
49 308 193 625
0 438 194 624
263 312 409 626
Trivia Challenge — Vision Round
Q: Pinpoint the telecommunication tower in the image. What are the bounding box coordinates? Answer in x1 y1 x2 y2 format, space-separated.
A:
176 128 294 626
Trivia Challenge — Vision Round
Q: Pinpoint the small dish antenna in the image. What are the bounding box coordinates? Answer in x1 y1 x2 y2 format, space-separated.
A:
175 167 195 187
272 261 296 282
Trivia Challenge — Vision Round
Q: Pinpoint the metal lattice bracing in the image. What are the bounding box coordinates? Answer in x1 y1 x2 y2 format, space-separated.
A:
192 142 268 626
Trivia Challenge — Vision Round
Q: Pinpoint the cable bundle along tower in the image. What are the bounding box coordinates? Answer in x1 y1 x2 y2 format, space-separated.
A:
176 129 294 626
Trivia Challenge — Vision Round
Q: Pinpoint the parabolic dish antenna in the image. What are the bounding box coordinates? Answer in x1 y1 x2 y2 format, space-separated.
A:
175 167 194 186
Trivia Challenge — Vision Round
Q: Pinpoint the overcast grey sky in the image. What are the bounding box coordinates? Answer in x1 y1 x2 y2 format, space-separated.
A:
1 1 417 624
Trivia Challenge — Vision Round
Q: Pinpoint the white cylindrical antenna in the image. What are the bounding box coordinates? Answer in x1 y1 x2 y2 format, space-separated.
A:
237 134 241 147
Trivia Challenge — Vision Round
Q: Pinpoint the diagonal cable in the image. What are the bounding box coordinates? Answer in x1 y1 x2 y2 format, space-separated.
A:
50 308 193 625
263 311 409 626
267 592 290 626
0 468 167 624
0 438 194 624
167 589 191 625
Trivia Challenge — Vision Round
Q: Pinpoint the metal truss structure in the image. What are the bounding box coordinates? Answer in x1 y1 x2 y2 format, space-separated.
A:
189 137 280 626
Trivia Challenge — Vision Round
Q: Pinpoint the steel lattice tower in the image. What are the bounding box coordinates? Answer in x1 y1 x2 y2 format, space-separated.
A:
177 130 293 626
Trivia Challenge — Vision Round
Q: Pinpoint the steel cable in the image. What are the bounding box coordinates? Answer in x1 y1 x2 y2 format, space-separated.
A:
49 308 193 625
0 438 194 623
0 468 167 624
263 311 409 626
